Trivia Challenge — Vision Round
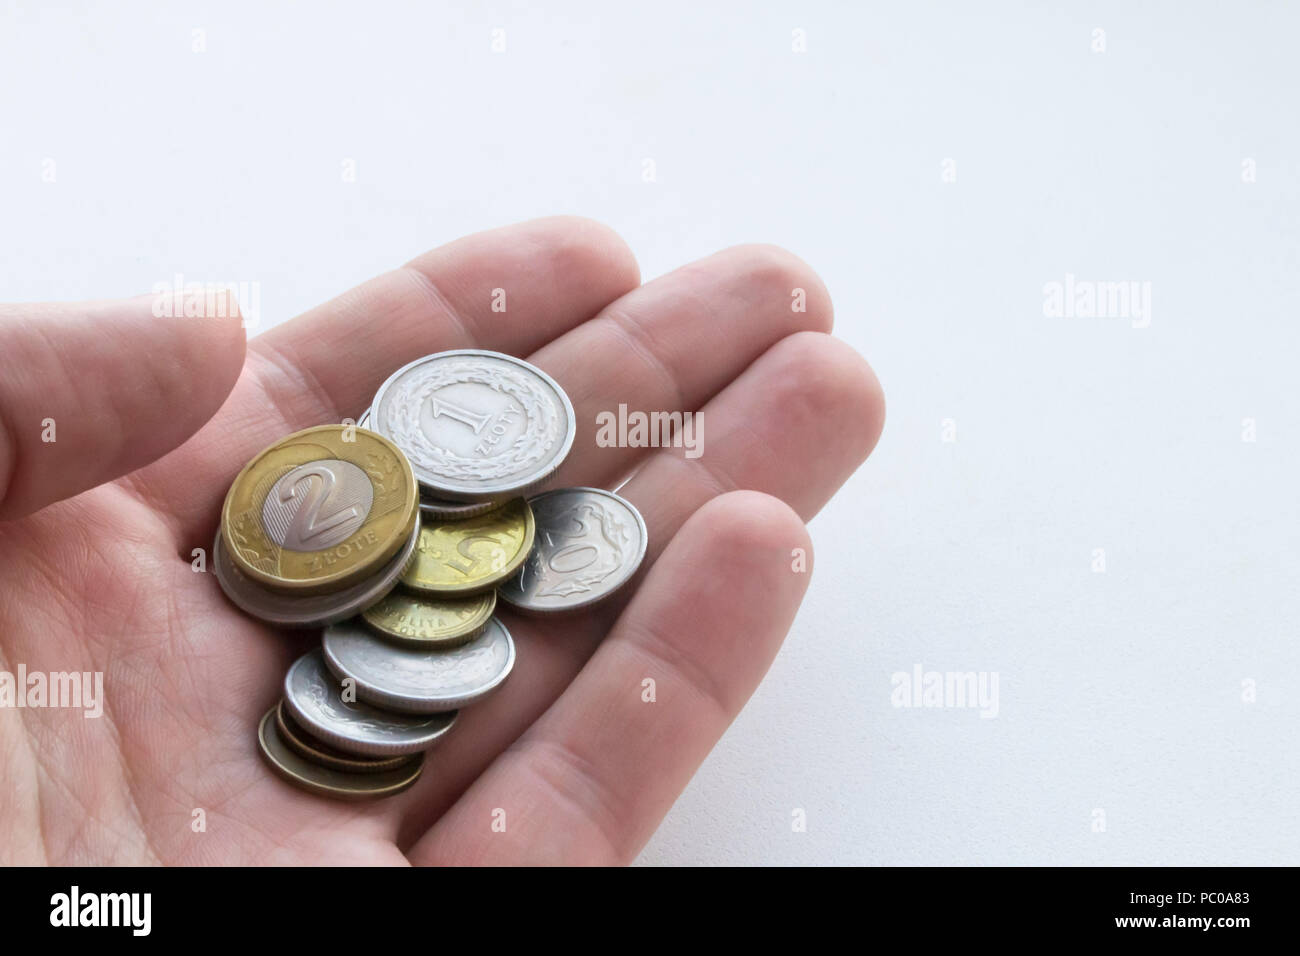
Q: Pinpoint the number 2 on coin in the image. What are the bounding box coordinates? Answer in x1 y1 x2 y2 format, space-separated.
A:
282 464 366 547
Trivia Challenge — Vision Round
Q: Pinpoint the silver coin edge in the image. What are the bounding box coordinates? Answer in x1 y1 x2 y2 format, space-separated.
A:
322 617 517 714
282 650 457 757
497 486 648 613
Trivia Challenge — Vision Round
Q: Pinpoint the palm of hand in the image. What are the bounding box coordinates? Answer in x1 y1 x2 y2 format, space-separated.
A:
0 218 883 865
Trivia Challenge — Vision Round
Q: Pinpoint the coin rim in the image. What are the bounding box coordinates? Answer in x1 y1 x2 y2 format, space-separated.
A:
400 497 536 597
368 350 576 501
419 495 508 520
213 513 422 628
220 424 418 593
322 617 517 714
274 700 417 774
282 650 459 756
497 486 649 613
256 707 425 800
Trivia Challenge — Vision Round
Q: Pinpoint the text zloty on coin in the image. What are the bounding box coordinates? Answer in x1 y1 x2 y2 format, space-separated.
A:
275 701 416 774
220 425 418 593
283 650 457 756
362 589 496 647
322 617 516 714
257 708 424 801
357 406 507 520
213 515 420 628
369 350 575 501
400 497 535 596
497 487 648 613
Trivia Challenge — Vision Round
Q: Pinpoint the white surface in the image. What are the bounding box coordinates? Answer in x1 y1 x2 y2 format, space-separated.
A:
2 2 1297 865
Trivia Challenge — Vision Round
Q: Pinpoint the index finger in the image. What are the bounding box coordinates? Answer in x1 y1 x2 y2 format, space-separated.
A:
130 216 640 545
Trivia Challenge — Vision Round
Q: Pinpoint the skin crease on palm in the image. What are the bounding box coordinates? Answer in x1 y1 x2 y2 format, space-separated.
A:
0 217 884 866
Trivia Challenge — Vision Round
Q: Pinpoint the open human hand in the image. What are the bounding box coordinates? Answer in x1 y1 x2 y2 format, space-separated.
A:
0 217 883 865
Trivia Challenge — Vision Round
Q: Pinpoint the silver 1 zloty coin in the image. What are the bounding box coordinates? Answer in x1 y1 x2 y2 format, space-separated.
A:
368 350 576 501
358 405 514 518
283 649 458 756
322 616 516 714
213 515 422 628
497 487 648 613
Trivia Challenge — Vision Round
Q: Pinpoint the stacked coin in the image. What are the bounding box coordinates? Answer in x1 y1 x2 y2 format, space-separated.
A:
215 349 647 800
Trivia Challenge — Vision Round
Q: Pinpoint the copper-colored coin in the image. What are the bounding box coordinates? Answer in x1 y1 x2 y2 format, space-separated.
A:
256 707 423 801
274 701 415 774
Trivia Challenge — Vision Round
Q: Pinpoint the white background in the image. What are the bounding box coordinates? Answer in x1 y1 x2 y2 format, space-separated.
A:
2 2 1297 865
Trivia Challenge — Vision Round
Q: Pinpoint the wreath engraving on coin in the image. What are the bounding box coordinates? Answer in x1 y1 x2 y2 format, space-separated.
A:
391 363 552 480
371 351 575 499
499 488 647 612
220 425 418 593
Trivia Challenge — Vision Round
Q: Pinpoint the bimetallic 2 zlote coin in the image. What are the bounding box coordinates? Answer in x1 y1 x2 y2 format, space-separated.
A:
220 425 418 594
213 515 420 628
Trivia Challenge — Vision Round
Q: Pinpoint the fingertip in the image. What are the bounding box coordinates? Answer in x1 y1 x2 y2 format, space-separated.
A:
762 331 886 470
0 293 250 519
106 288 247 461
691 489 811 557
527 215 642 293
667 490 814 618
706 243 834 335
170 287 248 410
496 216 642 316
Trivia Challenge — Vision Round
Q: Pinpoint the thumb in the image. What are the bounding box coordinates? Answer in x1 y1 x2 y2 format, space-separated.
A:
0 290 246 520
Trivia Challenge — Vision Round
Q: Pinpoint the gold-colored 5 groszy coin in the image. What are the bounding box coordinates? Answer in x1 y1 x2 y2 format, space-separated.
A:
400 498 535 596
362 590 496 647
221 425 418 594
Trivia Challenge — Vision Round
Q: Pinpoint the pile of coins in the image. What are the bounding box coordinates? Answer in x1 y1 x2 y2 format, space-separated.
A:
214 350 647 800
